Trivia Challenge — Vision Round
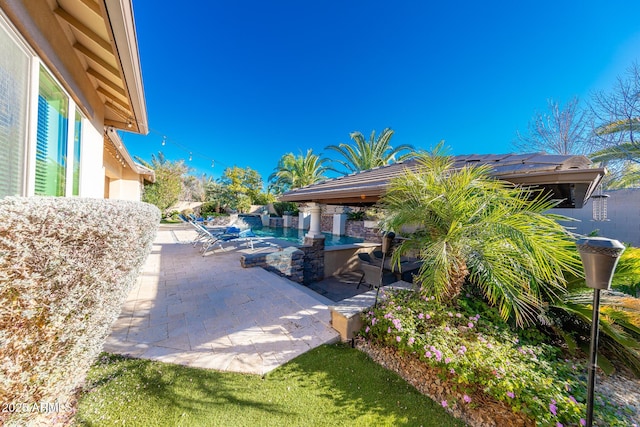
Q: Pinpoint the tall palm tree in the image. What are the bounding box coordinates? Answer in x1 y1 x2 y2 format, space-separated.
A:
380 146 581 327
268 149 329 194
325 128 415 175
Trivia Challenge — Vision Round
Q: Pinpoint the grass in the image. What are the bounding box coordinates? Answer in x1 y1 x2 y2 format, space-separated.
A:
75 344 466 427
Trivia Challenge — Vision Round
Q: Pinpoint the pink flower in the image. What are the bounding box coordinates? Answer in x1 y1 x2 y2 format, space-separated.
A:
448 312 453 317
434 350 442 361
418 313 424 319
506 391 515 399
580 419 586 426
387 327 392 334
569 395 577 404
425 313 431 319
425 351 432 358
441 400 448 408
445 357 451 364
450 368 455 374
549 402 557 416
458 345 467 355
444 326 451 332
365 326 370 333
371 318 377 325
556 423 563 427
455 313 462 318
468 322 474 328
463 394 471 403
396 336 402 342
408 337 415 345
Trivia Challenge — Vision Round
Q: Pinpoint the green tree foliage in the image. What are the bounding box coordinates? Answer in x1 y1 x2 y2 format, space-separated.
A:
325 128 415 175
269 149 329 194
219 166 264 212
380 145 580 327
135 152 187 213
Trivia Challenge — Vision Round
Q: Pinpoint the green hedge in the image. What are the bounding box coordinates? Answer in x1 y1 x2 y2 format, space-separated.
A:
0 197 160 426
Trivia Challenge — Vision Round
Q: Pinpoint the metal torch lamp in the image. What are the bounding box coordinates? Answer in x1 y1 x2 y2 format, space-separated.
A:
575 237 625 427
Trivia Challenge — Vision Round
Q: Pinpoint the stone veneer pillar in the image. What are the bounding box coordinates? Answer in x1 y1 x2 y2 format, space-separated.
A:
303 202 325 283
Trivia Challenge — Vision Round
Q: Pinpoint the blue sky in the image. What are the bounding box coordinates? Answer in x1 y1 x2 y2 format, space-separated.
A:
121 0 640 186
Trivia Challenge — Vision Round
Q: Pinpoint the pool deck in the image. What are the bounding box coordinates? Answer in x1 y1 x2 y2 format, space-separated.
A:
103 223 368 375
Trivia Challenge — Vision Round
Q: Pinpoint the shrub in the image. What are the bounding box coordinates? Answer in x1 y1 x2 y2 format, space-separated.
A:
272 201 299 217
199 201 219 218
361 290 634 426
346 211 365 221
0 197 160 426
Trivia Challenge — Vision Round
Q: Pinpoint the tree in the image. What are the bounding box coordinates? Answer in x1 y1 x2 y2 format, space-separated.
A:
325 128 415 175
590 143 640 188
590 62 640 162
134 152 187 213
219 166 264 211
513 97 592 155
268 149 329 194
380 145 580 327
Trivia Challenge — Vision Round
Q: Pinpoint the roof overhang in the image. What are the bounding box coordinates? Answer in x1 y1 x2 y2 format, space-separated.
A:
278 153 606 209
105 127 155 182
1 0 147 134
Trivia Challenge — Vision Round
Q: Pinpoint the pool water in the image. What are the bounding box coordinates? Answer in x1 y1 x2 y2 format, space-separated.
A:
253 227 364 246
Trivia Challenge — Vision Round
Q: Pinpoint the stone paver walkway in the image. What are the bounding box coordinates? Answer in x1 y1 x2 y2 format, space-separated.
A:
103 224 339 375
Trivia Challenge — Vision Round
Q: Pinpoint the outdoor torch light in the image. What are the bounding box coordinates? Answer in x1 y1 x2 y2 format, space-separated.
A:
575 237 625 427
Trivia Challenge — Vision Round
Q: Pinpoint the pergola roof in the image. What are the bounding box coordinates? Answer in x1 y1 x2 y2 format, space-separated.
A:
278 153 606 209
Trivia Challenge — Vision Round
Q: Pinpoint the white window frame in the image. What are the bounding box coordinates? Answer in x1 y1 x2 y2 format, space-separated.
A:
1 10 85 198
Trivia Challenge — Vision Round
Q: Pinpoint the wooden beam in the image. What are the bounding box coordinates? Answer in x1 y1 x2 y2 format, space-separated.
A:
78 0 102 17
73 42 121 79
97 87 130 111
54 7 112 54
87 67 126 97
104 102 129 119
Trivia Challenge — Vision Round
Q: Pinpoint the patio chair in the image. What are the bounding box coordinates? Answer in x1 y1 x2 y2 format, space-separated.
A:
357 261 396 290
202 228 278 255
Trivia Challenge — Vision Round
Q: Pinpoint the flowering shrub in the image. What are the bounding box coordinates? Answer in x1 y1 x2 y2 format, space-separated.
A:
361 289 634 426
0 197 160 425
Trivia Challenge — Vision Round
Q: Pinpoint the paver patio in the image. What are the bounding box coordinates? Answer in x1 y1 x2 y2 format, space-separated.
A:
103 224 340 375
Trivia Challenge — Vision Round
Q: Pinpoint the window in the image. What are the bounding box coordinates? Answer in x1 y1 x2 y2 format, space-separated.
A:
72 110 82 195
35 66 69 196
0 17 30 198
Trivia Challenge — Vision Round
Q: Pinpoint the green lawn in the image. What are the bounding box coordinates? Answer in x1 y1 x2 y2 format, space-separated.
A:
75 344 467 427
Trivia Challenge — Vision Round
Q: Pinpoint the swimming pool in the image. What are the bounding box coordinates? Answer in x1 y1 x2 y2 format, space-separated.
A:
253 227 364 246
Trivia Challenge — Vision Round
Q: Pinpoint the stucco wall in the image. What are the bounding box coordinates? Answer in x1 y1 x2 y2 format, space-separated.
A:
554 188 640 246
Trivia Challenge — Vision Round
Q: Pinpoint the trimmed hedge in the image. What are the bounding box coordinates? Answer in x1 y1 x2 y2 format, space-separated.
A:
0 197 160 425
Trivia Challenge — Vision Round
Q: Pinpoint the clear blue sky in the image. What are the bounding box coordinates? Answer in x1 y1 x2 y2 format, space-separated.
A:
120 0 640 186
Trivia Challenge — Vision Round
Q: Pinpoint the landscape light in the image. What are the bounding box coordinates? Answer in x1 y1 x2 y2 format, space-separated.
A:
575 237 625 427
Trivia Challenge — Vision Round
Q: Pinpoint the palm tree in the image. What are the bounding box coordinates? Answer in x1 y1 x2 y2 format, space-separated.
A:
268 149 329 194
380 146 581 327
325 128 415 175
589 143 640 188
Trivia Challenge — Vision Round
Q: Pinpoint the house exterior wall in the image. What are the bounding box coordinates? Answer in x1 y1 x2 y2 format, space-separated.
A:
0 3 147 201
553 188 640 247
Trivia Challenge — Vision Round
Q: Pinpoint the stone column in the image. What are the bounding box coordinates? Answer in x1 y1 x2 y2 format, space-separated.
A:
305 202 324 238
332 206 347 236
